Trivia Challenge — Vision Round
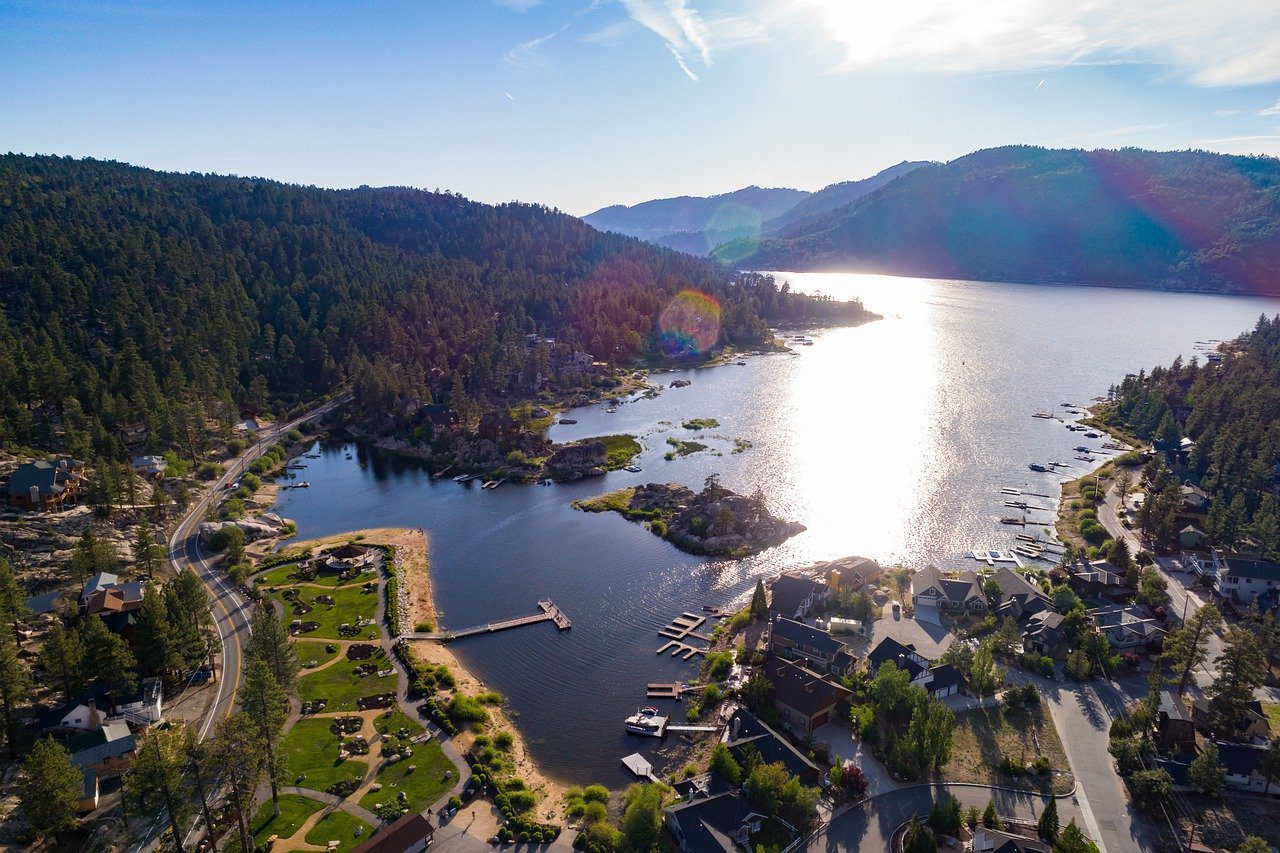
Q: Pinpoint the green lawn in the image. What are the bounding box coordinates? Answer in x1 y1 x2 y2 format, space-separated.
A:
1264 702 1280 734
256 562 311 587
598 434 642 470
273 583 379 639
373 707 426 738
305 809 375 852
358 738 455 816
298 647 394 711
296 639 342 670
282 718 367 794
250 793 324 845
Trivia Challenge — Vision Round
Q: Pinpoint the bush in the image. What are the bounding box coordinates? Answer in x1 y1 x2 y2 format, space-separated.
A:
583 784 610 804
285 429 304 443
196 461 225 480
448 795 463 810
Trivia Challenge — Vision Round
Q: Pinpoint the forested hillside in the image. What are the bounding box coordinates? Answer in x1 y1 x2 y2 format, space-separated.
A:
0 155 816 460
718 146 1280 294
1103 315 1280 557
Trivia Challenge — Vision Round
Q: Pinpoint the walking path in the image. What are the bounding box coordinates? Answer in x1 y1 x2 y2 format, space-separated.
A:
252 537 472 849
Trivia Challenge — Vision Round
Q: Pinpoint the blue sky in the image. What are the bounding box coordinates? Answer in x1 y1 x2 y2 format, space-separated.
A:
2 0 1279 214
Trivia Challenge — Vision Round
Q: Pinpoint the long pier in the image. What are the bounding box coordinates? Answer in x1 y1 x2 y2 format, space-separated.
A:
404 599 570 641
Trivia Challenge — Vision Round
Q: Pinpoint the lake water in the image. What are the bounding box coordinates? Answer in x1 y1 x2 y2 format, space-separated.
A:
271 273 1280 786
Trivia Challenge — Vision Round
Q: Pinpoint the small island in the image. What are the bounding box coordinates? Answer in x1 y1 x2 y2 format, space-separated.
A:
574 477 805 557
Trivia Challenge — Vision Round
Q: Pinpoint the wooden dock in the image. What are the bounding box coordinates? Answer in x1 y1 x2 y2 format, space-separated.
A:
665 725 718 733
655 611 711 657
646 682 701 699
657 641 705 660
403 599 570 641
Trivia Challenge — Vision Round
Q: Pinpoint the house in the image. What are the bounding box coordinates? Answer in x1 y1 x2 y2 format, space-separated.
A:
1157 691 1197 751
1022 610 1065 656
1068 560 1125 596
664 790 774 853
559 351 595 375
417 403 458 431
1216 557 1280 603
988 568 1052 619
866 637 932 686
723 708 822 785
40 678 164 734
768 573 830 621
351 811 435 853
78 769 99 813
66 722 137 778
911 565 986 613
1218 742 1274 795
7 458 83 510
477 411 517 442
1180 483 1210 511
1091 604 1164 651
80 573 146 633
926 663 966 699
973 828 1052 852
823 555 882 591
1190 698 1271 744
130 455 167 478
232 419 259 433
767 616 847 674
764 657 851 733
1179 525 1206 549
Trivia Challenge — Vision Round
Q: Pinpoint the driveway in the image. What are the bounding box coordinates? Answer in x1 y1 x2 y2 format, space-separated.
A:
914 603 941 626
811 723 895 796
869 614 953 659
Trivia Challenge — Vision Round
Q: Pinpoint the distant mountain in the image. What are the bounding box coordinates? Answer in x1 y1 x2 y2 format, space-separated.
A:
761 160 931 234
583 186 808 253
585 163 933 256
716 146 1280 295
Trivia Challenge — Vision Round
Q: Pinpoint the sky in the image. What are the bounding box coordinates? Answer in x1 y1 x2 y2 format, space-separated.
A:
2 0 1279 215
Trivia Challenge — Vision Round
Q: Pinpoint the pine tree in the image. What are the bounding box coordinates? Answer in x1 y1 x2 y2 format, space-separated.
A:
78 615 138 703
1163 602 1222 695
1054 819 1100 853
211 714 265 853
982 798 1002 829
239 660 289 817
40 622 87 703
133 519 163 580
1208 623 1268 738
245 605 298 694
1037 796 1059 841
1260 738 1280 796
134 586 180 683
750 578 767 620
0 638 30 759
1187 741 1225 797
18 737 83 841
0 558 30 643
164 570 211 671
123 724 194 852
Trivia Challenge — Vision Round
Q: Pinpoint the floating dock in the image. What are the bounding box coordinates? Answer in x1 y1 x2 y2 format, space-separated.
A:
655 611 711 658
404 599 570 641
657 641 706 660
646 682 701 699
665 725 718 734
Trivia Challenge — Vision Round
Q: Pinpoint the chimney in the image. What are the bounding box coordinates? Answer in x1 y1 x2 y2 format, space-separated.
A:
29 485 39 505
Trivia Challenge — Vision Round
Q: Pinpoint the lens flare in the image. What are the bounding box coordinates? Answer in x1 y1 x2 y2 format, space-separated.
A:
658 289 722 356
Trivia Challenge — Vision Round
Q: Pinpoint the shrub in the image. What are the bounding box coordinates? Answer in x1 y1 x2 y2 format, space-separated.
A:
583 784 609 804
494 731 514 750
285 429 304 443
196 461 225 480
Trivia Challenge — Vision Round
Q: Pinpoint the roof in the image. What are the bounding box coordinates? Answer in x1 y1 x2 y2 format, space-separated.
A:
867 637 929 680
974 828 1051 853
26 590 65 614
915 565 982 603
769 616 845 656
990 568 1051 608
1024 610 1064 633
768 574 828 616
1218 742 1266 777
764 657 849 717
81 573 119 601
66 722 136 767
39 678 160 730
1222 558 1280 582
351 812 435 853
8 460 74 497
664 790 762 853
328 544 371 560
1159 691 1191 723
724 708 820 781
928 663 966 693
1181 483 1209 499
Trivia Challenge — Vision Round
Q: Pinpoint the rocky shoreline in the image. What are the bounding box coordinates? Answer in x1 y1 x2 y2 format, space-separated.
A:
575 479 805 557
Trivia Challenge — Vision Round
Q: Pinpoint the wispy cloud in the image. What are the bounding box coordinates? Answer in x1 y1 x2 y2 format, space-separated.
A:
494 0 544 11
1258 101 1280 116
502 1 600 70
793 0 1280 86
1198 134 1280 156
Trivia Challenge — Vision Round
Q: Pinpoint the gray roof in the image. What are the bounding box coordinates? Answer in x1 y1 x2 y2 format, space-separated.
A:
67 722 136 767
665 791 763 853
769 616 845 656
764 657 848 717
867 637 929 680
81 573 119 600
768 574 828 616
7 460 77 497
1223 558 1280 582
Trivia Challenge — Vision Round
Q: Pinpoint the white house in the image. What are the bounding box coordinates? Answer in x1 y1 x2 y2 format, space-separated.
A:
1217 557 1280 603
42 678 163 733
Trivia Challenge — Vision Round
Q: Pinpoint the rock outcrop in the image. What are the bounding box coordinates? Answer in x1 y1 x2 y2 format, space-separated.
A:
198 514 294 544
545 440 607 482
623 481 804 557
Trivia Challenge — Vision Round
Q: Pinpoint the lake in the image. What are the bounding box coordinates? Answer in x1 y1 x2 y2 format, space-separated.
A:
271 272 1280 786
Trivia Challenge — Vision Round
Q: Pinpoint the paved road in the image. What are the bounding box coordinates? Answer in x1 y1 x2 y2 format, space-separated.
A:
167 394 348 738
805 784 1082 852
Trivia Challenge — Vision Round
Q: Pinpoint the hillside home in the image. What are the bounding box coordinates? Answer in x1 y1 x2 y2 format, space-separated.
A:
1216 557 1280 603
911 565 986 613
7 458 83 510
1091 604 1164 651
767 615 848 675
768 573 830 620
40 678 164 734
1180 483 1210 510
764 657 851 733
130 455 167 478
66 721 137 779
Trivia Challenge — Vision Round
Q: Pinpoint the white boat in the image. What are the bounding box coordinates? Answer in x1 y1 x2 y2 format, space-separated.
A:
452 473 470 482
624 465 642 473
624 708 667 737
